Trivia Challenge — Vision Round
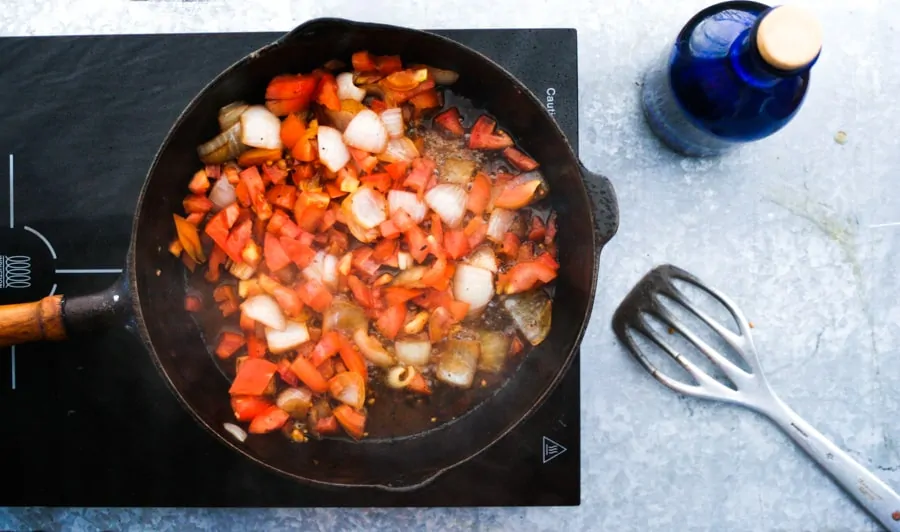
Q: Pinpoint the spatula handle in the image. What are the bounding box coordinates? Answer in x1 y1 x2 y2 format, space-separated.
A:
767 398 900 530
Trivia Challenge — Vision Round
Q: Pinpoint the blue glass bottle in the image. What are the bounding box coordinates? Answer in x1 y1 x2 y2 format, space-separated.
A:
641 2 822 156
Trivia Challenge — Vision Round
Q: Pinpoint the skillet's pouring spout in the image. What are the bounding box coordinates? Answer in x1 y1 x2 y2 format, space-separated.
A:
613 264 900 531
0 275 131 347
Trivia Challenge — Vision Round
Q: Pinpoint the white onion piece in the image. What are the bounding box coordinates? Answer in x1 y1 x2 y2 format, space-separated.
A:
436 340 480 388
218 102 248 130
353 329 396 368
379 137 419 163
386 365 417 389
317 125 351 172
343 109 389 154
349 187 388 229
486 208 515 242
223 422 247 443
265 321 310 354
394 339 432 367
239 105 282 150
467 246 498 273
452 264 494 316
240 294 285 330
276 387 313 419
208 177 236 211
197 121 244 164
425 184 468 228
397 251 413 270
380 108 405 138
303 251 340 291
336 72 365 102
387 190 427 224
477 330 510 373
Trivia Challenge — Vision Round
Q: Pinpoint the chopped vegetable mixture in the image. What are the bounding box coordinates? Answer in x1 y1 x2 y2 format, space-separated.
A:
171 51 559 443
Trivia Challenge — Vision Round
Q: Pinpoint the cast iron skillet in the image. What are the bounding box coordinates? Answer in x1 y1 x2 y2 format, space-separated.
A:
0 18 619 490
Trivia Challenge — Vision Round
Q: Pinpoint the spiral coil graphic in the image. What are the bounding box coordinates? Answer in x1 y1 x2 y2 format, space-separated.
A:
0 255 31 289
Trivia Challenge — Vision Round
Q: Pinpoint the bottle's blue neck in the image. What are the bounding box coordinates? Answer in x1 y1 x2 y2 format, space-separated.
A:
729 26 814 89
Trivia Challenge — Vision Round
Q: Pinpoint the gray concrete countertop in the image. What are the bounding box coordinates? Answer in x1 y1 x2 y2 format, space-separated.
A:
2 0 897 530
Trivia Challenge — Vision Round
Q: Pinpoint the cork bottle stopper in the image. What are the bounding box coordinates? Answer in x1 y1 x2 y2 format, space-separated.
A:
756 5 823 71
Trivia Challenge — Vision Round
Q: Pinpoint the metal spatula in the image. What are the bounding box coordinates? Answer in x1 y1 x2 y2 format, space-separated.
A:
612 264 900 531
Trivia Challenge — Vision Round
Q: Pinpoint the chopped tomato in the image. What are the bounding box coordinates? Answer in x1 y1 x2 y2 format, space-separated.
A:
223 219 253 264
185 212 205 226
375 304 407 340
413 288 452 311
315 415 340 436
279 236 316 268
389 79 436 105
351 50 377 72
229 358 277 395
249 405 290 434
372 238 397 263
468 115 514 150
297 280 333 313
337 335 368 380
503 146 539 171
428 306 454 343
383 286 423 307
266 74 318 109
183 195 213 215
494 179 541 210
463 174 491 217
379 219 402 239
442 229 471 259
406 225 431 263
390 208 416 232
234 179 251 207
280 113 306 149
333 405 366 440
276 358 299 386
267 209 301 238
360 172 392 193
328 371 366 410
407 372 432 395
184 294 203 312
351 247 380 277
231 396 272 422
188 169 210 195
309 331 343 367
518 240 535 262
314 72 341 111
239 166 274 220
498 260 558 294
510 336 525 356
535 251 560 271
409 88 441 110
266 184 297 211
262 163 288 186
247 334 267 359
421 258 452 291
384 161 409 183
266 98 308 116
347 275 374 308
374 54 402 74
348 147 379 174
403 157 436 194
448 300 470 322
238 148 282 168
289 354 329 394
263 232 292 272
528 216 547 242
433 107 465 136
291 137 317 162
500 232 520 258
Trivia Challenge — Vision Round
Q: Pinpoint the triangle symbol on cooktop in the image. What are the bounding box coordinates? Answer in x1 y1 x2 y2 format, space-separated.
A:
542 436 567 463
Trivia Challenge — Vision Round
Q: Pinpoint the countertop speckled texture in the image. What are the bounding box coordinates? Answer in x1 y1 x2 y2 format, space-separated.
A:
2 0 898 531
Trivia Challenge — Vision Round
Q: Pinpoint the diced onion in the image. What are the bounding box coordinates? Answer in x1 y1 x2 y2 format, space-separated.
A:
303 251 339 291
343 109 389 154
353 329 395 367
208 176 236 211
197 121 244 164
229 261 257 281
392 266 427 288
397 251 413 270
385 365 417 389
240 294 286 330
223 422 247 443
317 125 351 172
239 105 282 150
394 338 432 366
218 101 248 130
265 320 310 353
348 187 388 229
425 184 468 228
486 208 516 242
380 108 405 138
452 264 494 316
477 330 510 373
322 296 370 335
387 190 427 224
378 137 420 163
436 340 480 388
336 72 366 102
276 387 314 419
466 246 498 273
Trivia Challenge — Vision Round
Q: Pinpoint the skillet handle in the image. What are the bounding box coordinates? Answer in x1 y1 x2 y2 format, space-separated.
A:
578 164 620 246
0 278 130 347
0 296 67 346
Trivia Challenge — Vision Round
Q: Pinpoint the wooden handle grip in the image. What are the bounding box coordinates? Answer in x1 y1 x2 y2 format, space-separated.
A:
0 295 67 347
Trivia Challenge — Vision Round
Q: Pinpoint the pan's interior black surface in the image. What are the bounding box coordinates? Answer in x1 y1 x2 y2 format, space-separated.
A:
0 28 586 505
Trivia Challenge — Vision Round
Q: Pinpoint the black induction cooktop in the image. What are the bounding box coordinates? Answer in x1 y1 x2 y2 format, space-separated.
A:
0 28 580 507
